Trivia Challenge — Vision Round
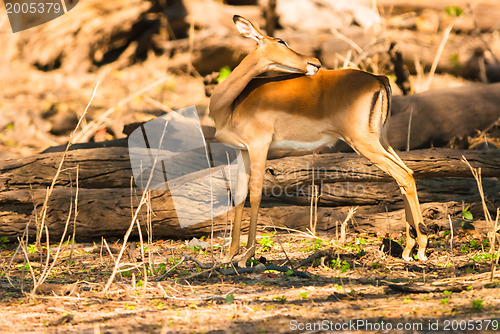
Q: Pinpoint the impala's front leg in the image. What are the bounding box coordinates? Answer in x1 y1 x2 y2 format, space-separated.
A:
229 150 251 260
242 144 270 264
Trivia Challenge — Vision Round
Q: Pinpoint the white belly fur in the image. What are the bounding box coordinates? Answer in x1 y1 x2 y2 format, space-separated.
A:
270 136 335 151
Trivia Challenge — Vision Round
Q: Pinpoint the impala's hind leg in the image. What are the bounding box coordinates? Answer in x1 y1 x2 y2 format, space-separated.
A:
348 137 428 261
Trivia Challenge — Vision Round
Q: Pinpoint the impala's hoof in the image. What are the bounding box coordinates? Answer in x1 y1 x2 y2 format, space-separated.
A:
417 249 428 261
402 254 413 261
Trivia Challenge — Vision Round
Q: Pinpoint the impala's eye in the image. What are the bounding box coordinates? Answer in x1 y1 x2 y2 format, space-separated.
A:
277 39 288 47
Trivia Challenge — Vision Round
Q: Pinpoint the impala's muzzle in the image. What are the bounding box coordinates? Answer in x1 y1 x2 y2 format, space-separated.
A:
306 61 321 76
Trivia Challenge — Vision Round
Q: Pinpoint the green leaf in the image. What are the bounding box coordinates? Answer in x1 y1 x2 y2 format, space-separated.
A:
445 6 463 17
285 269 294 276
340 261 350 273
462 206 473 221
217 66 232 83
472 299 483 310
225 293 235 304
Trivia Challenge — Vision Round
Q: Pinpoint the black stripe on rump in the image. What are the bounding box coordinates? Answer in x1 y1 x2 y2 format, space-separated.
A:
368 90 381 132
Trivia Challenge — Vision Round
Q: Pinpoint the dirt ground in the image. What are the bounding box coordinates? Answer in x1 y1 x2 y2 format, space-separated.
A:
1 229 500 333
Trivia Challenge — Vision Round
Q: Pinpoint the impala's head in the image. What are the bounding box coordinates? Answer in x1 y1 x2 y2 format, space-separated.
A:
233 15 321 76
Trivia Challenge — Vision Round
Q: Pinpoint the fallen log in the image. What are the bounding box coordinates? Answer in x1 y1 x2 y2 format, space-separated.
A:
388 83 500 150
0 184 472 241
0 145 499 240
263 178 500 207
2 147 499 192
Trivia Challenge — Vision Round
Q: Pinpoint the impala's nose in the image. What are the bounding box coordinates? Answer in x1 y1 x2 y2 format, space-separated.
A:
306 60 321 76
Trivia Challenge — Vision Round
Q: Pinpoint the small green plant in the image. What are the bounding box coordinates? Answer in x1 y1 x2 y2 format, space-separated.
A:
124 303 135 310
470 252 496 263
157 263 167 273
460 244 470 253
404 297 411 303
247 258 259 266
189 245 203 252
153 299 164 310
469 240 480 249
347 242 363 255
472 299 483 311
136 280 143 287
356 237 367 245
443 230 451 238
217 66 232 83
445 5 464 17
0 236 9 249
27 244 38 254
371 262 380 269
313 239 323 251
461 205 473 221
341 261 350 273
258 236 274 252
441 291 451 305
331 259 350 272
225 293 235 304
272 295 287 304
299 292 308 299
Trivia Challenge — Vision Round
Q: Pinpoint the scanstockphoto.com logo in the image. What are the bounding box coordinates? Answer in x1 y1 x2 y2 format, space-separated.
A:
128 106 242 228
3 0 79 33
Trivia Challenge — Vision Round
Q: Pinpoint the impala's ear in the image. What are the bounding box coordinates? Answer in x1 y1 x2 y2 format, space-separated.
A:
233 15 263 42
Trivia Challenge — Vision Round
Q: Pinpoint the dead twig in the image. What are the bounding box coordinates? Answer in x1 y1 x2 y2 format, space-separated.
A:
340 207 357 245
462 156 500 282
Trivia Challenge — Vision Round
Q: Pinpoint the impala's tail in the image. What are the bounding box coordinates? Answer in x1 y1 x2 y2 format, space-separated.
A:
369 75 392 133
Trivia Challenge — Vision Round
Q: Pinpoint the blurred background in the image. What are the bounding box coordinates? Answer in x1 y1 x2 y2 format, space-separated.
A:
0 0 499 159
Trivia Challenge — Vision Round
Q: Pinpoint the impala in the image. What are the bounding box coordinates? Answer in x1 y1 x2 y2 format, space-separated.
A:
209 15 429 263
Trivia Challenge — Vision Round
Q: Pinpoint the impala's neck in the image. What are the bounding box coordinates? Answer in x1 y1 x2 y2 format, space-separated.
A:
209 54 262 127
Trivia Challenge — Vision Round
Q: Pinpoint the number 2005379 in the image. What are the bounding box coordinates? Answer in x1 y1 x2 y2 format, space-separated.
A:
5 2 63 14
